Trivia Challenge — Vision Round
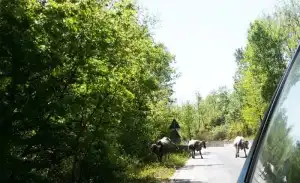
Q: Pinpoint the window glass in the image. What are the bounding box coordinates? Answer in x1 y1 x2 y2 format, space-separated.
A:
250 51 300 183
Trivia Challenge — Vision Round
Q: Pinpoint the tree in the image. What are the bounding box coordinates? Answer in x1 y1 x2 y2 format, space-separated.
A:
179 101 195 140
0 0 177 182
230 0 300 135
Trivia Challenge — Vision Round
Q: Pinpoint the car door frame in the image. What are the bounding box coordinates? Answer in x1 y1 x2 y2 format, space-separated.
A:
237 43 300 183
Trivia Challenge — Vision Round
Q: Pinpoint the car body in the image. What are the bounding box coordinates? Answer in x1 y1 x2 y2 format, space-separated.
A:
237 44 300 183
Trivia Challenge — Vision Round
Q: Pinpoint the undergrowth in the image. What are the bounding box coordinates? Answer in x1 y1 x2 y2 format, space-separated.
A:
126 152 189 183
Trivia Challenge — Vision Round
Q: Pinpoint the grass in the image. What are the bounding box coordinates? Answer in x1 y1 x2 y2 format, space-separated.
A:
127 152 189 183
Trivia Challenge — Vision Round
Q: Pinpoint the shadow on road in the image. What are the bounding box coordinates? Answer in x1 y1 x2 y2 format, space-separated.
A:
179 164 224 170
236 156 247 159
170 179 208 183
189 151 211 158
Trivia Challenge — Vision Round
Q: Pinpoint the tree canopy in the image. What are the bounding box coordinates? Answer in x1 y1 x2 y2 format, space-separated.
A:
0 0 177 182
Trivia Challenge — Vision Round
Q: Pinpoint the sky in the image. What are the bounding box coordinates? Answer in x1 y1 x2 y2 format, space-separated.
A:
136 0 280 104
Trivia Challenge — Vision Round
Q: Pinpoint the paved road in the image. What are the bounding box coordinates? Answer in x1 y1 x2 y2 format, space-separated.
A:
169 144 249 183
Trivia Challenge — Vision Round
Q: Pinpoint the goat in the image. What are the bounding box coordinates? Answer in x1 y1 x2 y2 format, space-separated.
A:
233 136 249 158
150 137 179 162
188 140 206 159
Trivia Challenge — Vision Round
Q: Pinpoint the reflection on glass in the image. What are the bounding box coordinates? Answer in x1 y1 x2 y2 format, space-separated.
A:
250 51 300 183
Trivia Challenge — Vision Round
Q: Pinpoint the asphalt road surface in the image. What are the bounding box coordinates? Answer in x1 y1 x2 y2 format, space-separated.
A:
169 144 250 183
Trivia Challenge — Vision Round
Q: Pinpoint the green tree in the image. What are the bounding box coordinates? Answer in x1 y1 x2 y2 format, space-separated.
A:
230 0 300 135
0 0 177 182
179 101 195 140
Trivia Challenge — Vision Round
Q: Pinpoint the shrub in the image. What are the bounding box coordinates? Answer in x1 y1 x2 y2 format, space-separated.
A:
210 125 227 140
227 122 246 139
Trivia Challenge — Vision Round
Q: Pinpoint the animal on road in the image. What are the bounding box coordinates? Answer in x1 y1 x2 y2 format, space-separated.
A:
150 136 179 162
233 136 249 158
188 139 206 159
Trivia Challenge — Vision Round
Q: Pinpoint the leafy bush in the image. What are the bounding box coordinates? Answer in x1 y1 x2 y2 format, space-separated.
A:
196 128 212 141
210 125 227 140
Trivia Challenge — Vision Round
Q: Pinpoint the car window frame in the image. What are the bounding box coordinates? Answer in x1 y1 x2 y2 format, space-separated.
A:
237 43 300 183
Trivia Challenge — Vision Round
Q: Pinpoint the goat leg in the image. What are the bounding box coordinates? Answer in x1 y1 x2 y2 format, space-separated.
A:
158 154 162 162
235 145 239 158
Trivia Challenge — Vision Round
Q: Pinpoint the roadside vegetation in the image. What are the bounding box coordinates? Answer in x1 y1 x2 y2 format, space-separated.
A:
1 0 300 182
127 152 188 183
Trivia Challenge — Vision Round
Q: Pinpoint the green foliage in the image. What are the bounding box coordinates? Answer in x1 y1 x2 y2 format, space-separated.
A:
3 0 300 182
227 122 248 139
176 0 300 143
0 0 177 182
178 101 195 140
176 87 231 141
228 0 300 137
210 125 227 140
129 152 188 180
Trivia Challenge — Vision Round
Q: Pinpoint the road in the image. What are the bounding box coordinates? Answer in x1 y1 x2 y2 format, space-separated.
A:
169 144 249 183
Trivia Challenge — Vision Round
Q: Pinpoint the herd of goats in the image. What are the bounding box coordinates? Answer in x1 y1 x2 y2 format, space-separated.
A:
150 136 250 162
